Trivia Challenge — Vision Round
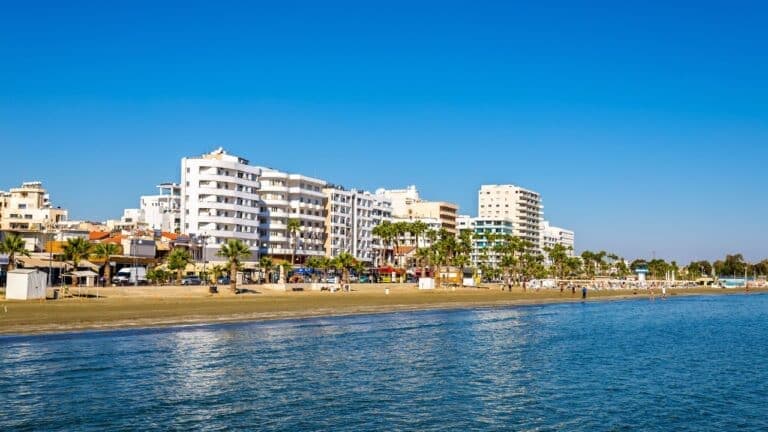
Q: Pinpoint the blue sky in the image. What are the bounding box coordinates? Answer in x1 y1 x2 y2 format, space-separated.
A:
1 1 766 263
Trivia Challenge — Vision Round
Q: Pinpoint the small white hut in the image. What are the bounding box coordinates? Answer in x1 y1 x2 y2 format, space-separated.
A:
5 269 47 300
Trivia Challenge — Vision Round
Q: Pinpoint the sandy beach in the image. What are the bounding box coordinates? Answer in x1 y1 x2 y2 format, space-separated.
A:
0 284 763 335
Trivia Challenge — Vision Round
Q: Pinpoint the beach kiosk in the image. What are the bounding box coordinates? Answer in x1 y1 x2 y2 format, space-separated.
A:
635 265 649 284
5 269 47 300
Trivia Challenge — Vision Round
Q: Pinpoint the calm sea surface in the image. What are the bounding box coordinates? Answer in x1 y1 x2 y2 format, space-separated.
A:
2 294 768 431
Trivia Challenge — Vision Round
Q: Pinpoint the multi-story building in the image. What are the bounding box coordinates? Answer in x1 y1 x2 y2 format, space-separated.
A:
458 216 516 268
324 186 383 263
371 193 393 266
541 220 575 256
180 148 262 260
257 168 326 263
478 184 542 250
376 186 459 235
0 181 68 251
140 183 181 233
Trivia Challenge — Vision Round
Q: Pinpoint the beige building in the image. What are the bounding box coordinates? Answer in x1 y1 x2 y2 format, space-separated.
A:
0 182 68 251
478 184 542 249
376 186 459 235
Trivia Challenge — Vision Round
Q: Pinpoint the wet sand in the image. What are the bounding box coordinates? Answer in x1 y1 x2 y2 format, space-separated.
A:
0 284 762 335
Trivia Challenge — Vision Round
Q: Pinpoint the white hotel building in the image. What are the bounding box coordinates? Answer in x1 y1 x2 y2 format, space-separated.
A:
180 148 262 260
180 148 327 263
541 220 575 256
258 168 326 260
324 186 392 264
478 184 543 250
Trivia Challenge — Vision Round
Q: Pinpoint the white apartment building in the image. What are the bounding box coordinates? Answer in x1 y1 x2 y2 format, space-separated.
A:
478 184 542 250
371 193 393 266
180 148 262 260
257 168 326 262
376 185 420 217
140 183 181 233
0 182 68 251
324 187 386 263
457 216 516 268
541 220 575 256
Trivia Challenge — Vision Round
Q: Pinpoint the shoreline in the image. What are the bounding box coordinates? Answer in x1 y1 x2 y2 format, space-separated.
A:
1 286 762 337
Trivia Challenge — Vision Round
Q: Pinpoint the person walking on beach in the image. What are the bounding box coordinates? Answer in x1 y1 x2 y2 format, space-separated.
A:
661 285 667 299
582 286 587 299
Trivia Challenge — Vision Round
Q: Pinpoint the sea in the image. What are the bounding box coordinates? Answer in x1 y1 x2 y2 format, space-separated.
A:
1 293 767 431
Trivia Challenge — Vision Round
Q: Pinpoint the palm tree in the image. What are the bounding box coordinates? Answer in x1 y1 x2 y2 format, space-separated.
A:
92 242 120 285
332 252 357 284
287 218 301 267
305 256 325 282
167 247 193 284
372 221 396 266
217 239 252 292
409 221 429 249
391 221 410 268
259 256 274 283
0 233 30 271
62 237 92 288
209 264 226 284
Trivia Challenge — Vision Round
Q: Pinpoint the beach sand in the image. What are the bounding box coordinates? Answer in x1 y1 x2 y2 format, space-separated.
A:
0 284 762 335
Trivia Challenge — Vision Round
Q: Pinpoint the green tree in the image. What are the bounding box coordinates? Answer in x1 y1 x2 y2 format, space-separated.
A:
217 239 252 292
332 252 358 284
0 233 30 271
372 221 396 266
92 242 120 285
167 247 193 284
409 220 430 274
545 244 571 280
305 256 325 282
259 256 274 283
209 264 226 284
287 218 301 267
391 221 411 268
62 237 92 288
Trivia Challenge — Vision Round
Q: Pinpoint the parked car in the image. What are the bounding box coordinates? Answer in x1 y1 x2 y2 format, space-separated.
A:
181 276 202 286
217 276 231 284
325 276 339 283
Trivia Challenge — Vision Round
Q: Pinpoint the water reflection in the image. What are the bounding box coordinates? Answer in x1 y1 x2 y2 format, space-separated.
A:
1 295 768 431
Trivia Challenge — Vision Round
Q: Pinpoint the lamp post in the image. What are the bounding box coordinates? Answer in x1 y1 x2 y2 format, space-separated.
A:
132 230 139 287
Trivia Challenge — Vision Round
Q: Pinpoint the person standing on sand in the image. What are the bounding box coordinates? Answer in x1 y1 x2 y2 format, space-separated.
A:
661 285 667 299
582 286 587 299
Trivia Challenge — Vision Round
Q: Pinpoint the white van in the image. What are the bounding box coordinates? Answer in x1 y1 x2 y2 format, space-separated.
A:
112 267 148 286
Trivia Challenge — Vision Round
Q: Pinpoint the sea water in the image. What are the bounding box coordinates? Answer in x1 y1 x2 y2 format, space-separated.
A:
2 294 767 431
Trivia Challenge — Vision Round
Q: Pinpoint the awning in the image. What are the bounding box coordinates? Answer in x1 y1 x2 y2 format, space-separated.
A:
67 270 99 277
16 257 71 269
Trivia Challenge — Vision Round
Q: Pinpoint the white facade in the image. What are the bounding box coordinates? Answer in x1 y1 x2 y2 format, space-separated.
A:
375 185 420 217
257 168 326 261
371 193 393 266
478 184 542 250
140 183 181 232
541 220 575 255
459 217 516 268
181 148 262 259
324 187 385 263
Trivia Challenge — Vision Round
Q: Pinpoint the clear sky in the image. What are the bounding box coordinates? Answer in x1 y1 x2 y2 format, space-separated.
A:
1 1 766 263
